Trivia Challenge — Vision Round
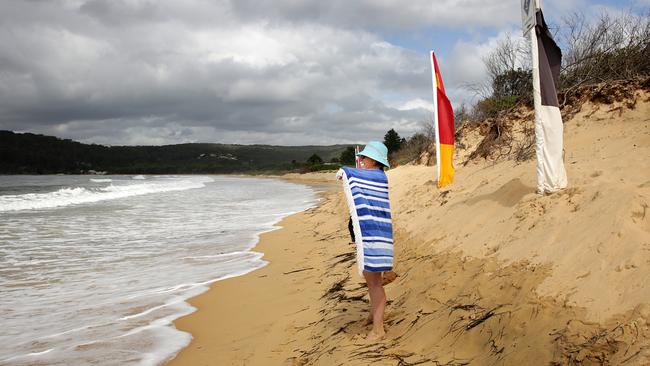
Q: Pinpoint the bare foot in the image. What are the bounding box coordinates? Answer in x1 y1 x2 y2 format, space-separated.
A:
366 330 386 342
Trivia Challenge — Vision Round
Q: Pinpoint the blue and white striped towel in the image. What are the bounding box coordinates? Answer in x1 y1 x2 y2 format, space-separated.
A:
337 167 393 275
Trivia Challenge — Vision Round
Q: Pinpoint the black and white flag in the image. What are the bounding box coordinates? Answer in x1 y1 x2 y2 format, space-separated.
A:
531 9 568 193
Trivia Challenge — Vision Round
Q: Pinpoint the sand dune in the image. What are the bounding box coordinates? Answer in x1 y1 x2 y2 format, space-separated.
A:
168 91 650 365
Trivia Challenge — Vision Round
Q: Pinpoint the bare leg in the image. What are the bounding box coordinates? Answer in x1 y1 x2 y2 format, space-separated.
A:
365 297 374 326
363 270 386 340
365 280 377 326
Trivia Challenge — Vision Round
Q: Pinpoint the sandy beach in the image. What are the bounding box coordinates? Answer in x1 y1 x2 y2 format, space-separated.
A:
168 91 650 365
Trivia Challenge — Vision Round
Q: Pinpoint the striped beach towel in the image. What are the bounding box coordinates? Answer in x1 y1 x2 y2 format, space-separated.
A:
337 167 393 275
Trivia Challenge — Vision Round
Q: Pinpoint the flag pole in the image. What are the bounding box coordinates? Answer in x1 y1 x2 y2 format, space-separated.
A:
355 145 360 168
430 51 441 185
530 0 545 194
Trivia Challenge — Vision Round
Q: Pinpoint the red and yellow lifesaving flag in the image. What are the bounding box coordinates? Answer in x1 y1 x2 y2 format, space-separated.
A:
430 51 455 188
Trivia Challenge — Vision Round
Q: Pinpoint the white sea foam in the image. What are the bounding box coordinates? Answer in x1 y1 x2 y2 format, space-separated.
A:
0 175 316 366
132 175 146 180
90 178 113 183
3 348 54 362
0 176 213 212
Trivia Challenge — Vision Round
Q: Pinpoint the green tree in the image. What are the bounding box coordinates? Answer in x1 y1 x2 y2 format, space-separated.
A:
306 153 323 165
383 129 403 154
339 146 356 166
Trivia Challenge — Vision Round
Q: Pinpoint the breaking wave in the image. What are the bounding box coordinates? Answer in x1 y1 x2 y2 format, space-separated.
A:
0 176 213 212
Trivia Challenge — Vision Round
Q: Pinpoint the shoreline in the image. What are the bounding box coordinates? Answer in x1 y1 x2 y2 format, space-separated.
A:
0 173 327 365
166 178 345 365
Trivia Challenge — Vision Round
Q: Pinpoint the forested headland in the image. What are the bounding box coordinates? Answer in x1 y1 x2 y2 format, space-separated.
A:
0 131 349 174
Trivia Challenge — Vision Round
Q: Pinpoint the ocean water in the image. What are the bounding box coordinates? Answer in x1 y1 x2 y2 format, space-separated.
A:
0 175 317 365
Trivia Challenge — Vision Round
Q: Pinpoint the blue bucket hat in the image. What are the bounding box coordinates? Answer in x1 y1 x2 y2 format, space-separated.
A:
357 141 390 168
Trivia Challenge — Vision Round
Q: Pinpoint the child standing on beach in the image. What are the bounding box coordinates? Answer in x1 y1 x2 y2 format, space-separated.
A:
336 141 394 341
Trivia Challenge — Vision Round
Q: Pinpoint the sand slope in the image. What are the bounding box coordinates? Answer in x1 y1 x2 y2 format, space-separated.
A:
168 92 650 365
391 94 650 322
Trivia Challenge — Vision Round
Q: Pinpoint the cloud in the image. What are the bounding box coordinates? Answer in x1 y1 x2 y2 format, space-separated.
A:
395 98 434 112
0 0 635 145
230 0 521 30
0 1 439 144
441 28 527 107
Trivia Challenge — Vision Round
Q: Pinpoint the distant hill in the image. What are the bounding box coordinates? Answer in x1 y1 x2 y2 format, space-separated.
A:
0 131 350 174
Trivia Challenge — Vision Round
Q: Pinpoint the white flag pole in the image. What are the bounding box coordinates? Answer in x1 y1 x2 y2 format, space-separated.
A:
430 51 441 183
530 0 545 194
355 146 359 168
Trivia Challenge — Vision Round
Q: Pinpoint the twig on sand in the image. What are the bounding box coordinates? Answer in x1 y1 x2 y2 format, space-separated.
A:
465 305 504 330
450 304 478 313
330 320 357 336
331 252 356 266
283 267 314 275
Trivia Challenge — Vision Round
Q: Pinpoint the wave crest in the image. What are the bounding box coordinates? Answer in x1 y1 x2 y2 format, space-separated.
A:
0 176 213 212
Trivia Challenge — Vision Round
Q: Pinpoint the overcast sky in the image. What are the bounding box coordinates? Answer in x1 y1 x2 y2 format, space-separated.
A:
0 0 645 146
